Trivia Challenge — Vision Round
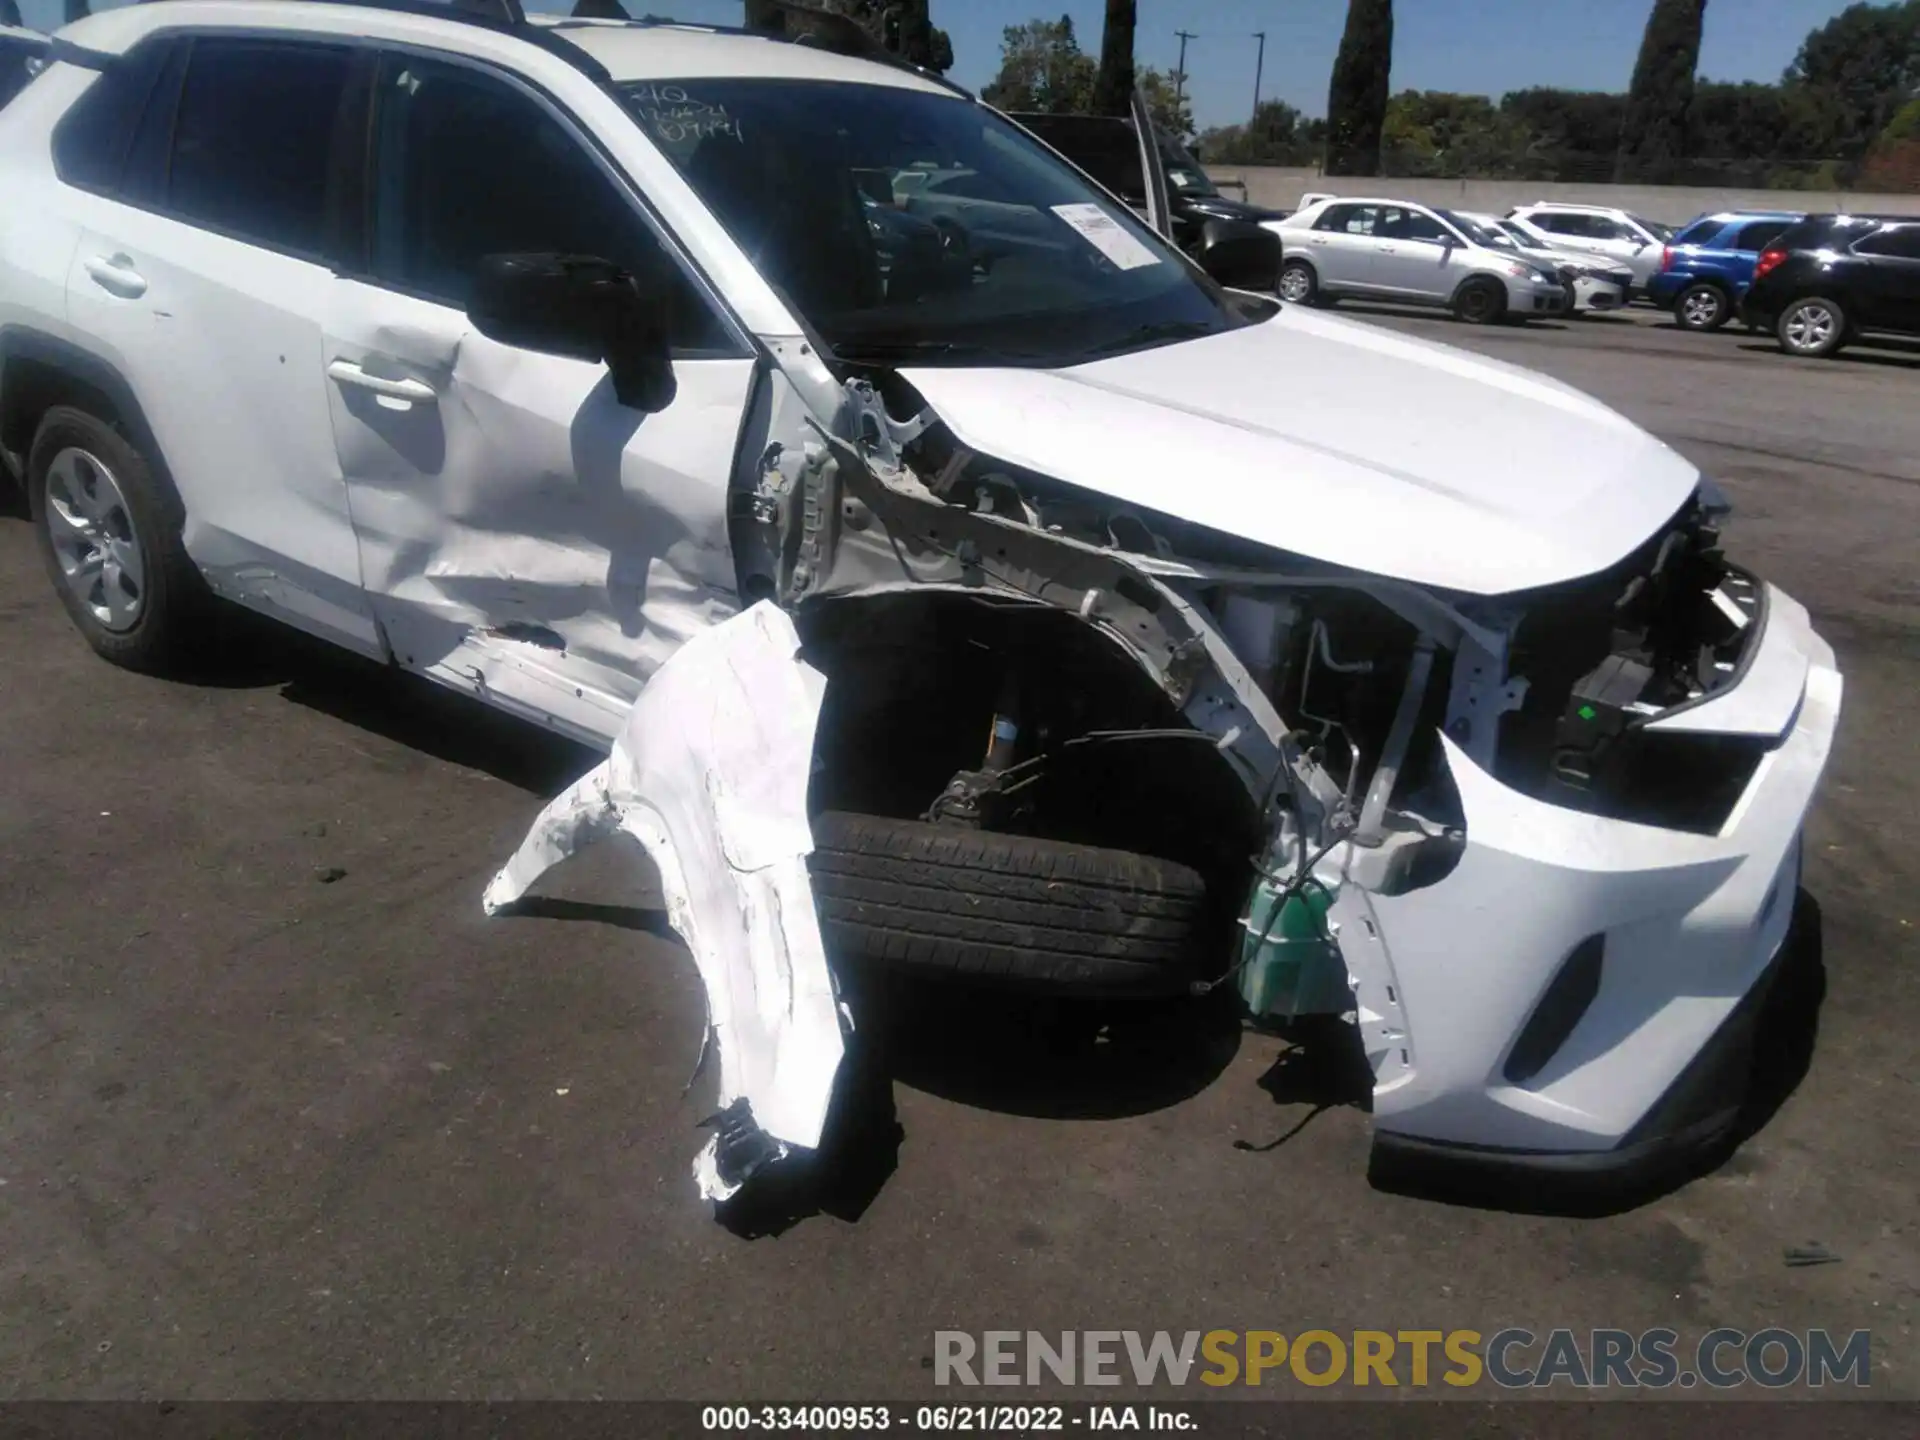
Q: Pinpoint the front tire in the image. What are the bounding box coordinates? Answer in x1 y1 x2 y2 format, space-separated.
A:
1277 258 1321 307
1675 282 1730 332
27 405 206 674
809 811 1209 996
1776 296 1848 357
1452 277 1507 326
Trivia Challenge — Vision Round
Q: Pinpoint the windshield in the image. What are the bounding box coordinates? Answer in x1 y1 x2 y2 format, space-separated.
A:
1437 210 1518 251
1632 215 1675 241
1491 220 1552 253
622 79 1246 367
1167 162 1218 197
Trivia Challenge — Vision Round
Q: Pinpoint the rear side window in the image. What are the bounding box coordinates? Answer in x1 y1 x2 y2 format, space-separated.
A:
166 39 354 258
0 36 42 109
1316 203 1378 235
1733 220 1791 251
1529 212 1583 235
1853 224 1920 260
50 40 171 193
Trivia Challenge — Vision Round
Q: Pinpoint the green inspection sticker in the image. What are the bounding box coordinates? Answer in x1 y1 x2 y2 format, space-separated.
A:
1577 705 1598 720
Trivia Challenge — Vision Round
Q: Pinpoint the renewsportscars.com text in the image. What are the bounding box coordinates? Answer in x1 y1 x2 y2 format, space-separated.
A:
933 1328 1871 1390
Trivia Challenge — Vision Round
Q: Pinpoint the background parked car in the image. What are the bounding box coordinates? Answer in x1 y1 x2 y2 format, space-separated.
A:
0 24 48 110
1507 202 1674 294
1742 213 1920 358
1648 211 1804 331
1008 111 1288 268
1465 212 1635 313
1275 197 1568 323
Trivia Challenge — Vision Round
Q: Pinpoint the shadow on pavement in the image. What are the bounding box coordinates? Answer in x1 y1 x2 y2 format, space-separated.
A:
181 610 599 796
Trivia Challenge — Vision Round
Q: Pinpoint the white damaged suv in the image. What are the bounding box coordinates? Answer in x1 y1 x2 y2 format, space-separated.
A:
0 0 1840 1203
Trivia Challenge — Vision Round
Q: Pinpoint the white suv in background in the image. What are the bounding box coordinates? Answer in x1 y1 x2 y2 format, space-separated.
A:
0 0 1840 1206
1274 195 1569 323
1506 202 1674 294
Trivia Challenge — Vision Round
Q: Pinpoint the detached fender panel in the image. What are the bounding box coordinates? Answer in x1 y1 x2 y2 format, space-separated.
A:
483 601 843 1201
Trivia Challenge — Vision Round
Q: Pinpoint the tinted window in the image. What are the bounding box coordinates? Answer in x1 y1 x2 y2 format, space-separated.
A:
0 35 42 109
50 40 170 193
1733 220 1791 251
1014 114 1143 200
1382 207 1448 242
168 40 352 256
1529 213 1583 235
1853 225 1920 260
1673 218 1720 245
370 57 731 353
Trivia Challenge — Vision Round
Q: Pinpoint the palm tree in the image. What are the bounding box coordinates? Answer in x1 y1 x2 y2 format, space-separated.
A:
1092 0 1136 116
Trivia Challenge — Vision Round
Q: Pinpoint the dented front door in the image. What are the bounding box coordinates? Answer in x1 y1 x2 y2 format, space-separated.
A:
321 51 759 745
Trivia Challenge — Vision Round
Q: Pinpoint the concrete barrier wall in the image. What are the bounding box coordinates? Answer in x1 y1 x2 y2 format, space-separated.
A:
1205 166 1920 223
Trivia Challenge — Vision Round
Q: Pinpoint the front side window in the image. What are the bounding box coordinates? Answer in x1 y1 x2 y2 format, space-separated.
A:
1852 224 1920 260
1383 208 1451 244
167 39 353 257
625 79 1249 366
368 56 731 353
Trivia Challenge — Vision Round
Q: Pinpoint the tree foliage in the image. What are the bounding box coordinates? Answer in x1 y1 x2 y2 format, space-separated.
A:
743 0 953 73
1197 101 1324 165
1617 0 1708 179
982 13 1186 136
1785 0 1920 157
981 15 1097 113
1092 0 1135 117
1325 0 1393 175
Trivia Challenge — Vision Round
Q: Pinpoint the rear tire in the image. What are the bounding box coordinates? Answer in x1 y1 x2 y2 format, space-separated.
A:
1674 282 1730 332
1775 296 1848 357
1452 278 1507 325
809 811 1210 996
26 405 207 675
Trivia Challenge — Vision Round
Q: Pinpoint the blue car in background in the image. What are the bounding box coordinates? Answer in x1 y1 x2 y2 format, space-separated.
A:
1649 211 1804 330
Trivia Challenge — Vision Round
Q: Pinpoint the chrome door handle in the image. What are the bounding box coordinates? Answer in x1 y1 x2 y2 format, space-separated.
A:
83 254 147 299
327 359 437 405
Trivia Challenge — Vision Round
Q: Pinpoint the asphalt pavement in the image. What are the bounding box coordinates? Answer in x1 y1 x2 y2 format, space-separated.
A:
1 304 1915 1400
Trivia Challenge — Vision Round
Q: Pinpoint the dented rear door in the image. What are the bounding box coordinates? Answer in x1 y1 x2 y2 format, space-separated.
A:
322 51 758 744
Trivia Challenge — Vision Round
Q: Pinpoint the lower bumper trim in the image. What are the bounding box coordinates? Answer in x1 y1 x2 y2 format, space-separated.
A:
1369 933 1789 1203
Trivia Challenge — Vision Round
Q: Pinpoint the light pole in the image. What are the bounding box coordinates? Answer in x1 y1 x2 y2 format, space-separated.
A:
1251 29 1266 121
1174 28 1196 104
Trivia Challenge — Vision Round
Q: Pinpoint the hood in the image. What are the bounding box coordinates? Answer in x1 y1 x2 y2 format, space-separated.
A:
898 309 1700 596
1179 193 1287 224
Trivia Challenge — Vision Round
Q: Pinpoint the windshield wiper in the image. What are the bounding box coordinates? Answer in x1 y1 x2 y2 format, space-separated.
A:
1072 319 1219 361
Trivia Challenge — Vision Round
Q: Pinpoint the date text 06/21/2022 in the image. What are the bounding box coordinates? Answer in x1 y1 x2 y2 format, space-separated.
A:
700 1405 1194 1432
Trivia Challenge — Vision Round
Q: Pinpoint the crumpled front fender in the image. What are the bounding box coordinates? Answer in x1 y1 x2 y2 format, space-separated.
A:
483 602 844 1200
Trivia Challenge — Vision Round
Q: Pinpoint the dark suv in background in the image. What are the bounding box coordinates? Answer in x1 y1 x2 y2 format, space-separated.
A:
1742 213 1920 358
1009 111 1288 266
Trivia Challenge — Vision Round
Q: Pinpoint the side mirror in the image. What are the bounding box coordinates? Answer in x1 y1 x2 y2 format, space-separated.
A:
469 252 676 413
1196 217 1282 291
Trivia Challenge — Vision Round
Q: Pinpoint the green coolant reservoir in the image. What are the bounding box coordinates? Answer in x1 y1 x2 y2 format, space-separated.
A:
1236 878 1349 1020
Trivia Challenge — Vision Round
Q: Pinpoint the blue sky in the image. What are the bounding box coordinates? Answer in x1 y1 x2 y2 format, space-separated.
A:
20 0 1864 130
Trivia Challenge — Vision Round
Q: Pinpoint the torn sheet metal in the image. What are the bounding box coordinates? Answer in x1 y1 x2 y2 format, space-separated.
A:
322 282 756 745
482 602 843 1201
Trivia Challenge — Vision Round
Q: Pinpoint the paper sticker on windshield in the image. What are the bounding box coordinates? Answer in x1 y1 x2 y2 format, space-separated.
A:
1050 203 1162 270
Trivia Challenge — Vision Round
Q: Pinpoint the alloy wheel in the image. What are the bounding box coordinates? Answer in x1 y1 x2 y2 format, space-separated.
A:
41 446 146 632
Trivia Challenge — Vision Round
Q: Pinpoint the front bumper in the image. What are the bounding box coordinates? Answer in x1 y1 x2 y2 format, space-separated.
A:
1330 585 1841 1179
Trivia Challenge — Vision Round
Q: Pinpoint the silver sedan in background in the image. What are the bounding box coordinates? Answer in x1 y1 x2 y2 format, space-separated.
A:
1462 213 1635 314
